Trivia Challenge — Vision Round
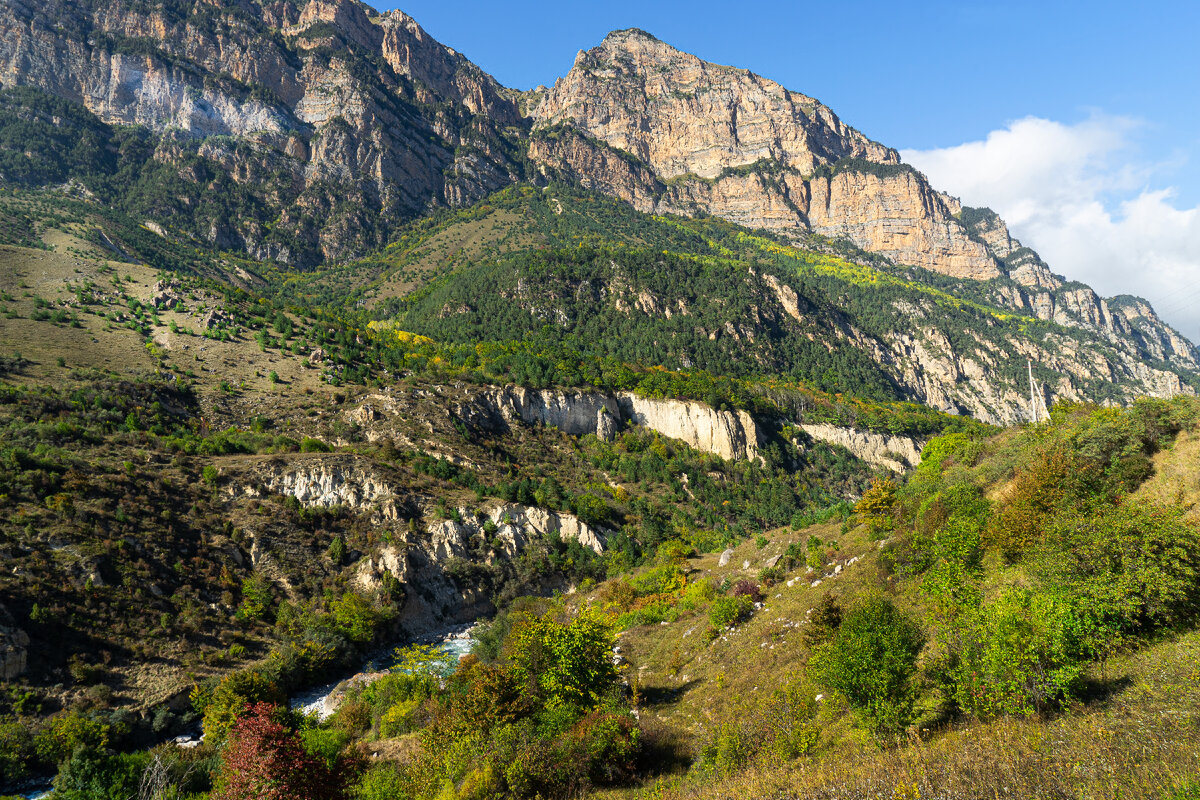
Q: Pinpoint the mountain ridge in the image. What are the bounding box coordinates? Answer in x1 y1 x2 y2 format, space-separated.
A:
0 0 1195 421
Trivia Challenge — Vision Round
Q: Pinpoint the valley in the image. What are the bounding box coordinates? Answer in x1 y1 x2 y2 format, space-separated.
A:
0 1 1197 798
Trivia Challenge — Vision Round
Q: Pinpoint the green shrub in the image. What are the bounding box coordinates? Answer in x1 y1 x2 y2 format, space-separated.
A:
330 592 389 645
696 721 752 778
51 746 148 800
300 436 331 453
812 596 924 734
35 711 110 764
708 595 753 630
0 720 33 782
946 589 1085 719
508 608 618 712
236 574 274 622
628 564 685 597
1040 501 1200 646
352 763 412 800
198 671 285 743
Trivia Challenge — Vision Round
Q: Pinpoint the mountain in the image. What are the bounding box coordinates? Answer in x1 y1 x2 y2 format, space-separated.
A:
0 0 1193 426
0 0 528 264
525 29 1196 372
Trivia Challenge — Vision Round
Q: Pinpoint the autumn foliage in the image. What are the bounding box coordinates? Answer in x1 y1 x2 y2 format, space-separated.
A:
211 703 360 800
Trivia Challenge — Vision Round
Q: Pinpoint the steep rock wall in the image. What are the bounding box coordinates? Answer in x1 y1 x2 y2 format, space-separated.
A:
616 392 760 462
805 170 1000 280
473 385 760 462
799 423 923 473
482 385 621 440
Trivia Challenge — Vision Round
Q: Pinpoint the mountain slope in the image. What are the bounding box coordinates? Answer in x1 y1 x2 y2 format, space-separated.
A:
0 0 527 264
526 29 1197 376
362 186 1194 425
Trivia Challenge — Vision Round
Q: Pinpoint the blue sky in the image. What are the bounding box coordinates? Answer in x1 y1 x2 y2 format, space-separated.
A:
377 0 1200 339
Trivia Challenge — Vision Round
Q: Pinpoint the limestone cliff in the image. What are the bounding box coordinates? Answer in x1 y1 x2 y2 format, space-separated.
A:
805 169 999 280
468 385 760 462
616 392 759 462
480 385 621 441
799 424 923 473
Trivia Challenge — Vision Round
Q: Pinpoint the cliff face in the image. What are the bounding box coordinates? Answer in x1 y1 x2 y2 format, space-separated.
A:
528 29 1000 281
0 0 525 264
533 29 896 180
799 424 923 473
805 170 999 280
474 385 760 462
616 392 760 462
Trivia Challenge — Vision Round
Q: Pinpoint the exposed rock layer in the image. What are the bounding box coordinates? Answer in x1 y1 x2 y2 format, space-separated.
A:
478 385 760 462
799 424 923 473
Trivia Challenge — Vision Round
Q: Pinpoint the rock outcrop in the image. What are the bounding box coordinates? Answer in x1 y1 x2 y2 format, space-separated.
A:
471 385 760 462
426 503 606 559
616 392 759 462
229 454 406 522
805 170 999 280
481 385 621 441
799 424 923 473
222 452 606 635
534 29 896 179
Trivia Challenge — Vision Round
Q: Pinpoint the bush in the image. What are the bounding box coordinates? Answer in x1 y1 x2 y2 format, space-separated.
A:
708 595 753 629
507 608 618 711
945 589 1084 719
1040 501 1200 645
696 721 751 778
211 702 360 800
628 564 685 597
352 763 411 800
812 596 924 734
731 579 762 603
300 437 331 453
198 671 285 744
0 720 33 782
758 566 784 586
855 477 897 535
330 592 389 645
35 711 110 764
51 746 148 800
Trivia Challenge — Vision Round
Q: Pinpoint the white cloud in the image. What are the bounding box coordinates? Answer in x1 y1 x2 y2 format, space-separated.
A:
901 115 1200 343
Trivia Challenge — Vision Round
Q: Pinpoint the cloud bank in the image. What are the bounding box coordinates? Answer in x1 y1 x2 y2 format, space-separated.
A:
901 116 1200 342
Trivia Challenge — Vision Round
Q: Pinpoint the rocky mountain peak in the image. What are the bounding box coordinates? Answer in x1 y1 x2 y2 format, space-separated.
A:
536 28 896 180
